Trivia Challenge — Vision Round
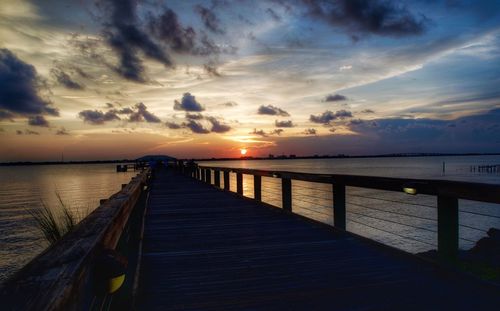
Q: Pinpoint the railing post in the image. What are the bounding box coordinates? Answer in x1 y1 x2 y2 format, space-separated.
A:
333 183 346 230
194 168 198 179
203 168 207 182
282 178 292 211
206 169 211 184
437 195 458 262
214 170 220 188
224 171 230 191
237 173 243 195
254 175 261 201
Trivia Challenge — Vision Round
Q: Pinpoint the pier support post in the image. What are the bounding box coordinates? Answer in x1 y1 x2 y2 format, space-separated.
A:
237 173 243 195
282 178 292 212
214 170 220 188
333 183 346 230
206 169 212 184
254 175 261 201
224 171 230 191
437 195 458 262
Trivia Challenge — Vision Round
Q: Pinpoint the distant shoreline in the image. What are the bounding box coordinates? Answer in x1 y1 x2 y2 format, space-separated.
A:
1 152 499 166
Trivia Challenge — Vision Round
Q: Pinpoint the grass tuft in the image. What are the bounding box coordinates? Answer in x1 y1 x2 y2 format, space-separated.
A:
29 193 88 245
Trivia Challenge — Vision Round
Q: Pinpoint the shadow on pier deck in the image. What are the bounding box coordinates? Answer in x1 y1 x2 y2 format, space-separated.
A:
136 169 499 310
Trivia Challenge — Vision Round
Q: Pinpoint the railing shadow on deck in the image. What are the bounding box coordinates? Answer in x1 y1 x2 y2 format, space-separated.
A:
182 164 500 263
0 169 151 311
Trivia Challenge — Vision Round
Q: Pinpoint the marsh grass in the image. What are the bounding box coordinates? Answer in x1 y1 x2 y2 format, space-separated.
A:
29 193 90 245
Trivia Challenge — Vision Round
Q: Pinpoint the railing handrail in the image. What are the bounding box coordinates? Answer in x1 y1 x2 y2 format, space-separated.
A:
197 165 500 204
0 169 150 310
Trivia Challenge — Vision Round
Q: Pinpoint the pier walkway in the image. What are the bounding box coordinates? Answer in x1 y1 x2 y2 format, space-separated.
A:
136 169 499 310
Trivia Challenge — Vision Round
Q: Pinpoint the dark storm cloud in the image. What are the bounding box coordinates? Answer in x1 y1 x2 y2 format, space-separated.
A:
324 93 347 102
302 0 428 37
206 116 231 133
148 8 197 54
98 0 172 82
310 110 353 124
195 5 225 34
128 103 161 123
50 68 85 90
0 49 59 119
79 109 120 124
165 121 183 129
174 93 205 112
183 120 210 134
258 105 290 116
303 128 317 135
28 115 50 127
275 120 295 127
185 113 204 120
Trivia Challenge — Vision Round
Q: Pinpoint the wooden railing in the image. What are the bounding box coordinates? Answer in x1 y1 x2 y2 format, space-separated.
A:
184 165 500 262
0 169 150 310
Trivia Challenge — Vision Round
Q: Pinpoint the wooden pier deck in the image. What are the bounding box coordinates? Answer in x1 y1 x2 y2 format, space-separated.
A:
136 169 499 310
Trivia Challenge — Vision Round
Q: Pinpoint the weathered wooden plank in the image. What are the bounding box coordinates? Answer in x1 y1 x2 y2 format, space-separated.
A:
137 170 500 311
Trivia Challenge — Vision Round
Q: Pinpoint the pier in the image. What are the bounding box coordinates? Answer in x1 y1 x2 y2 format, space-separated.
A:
1 165 500 310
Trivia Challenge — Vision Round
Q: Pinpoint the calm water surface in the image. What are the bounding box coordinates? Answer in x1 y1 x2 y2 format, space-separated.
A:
1 156 499 283
203 155 500 255
0 164 136 282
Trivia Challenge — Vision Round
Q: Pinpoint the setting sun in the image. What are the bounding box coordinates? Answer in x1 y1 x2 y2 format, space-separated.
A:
240 148 247 155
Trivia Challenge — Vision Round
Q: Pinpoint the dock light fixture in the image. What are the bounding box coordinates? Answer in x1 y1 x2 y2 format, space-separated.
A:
403 183 418 195
272 173 280 178
94 249 128 295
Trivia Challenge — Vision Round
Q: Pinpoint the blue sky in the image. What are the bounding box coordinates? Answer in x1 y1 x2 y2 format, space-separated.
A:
0 0 499 160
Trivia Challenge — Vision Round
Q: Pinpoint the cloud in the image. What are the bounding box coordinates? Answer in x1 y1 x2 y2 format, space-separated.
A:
324 93 347 102
148 8 197 54
79 109 120 125
251 128 268 137
257 105 290 116
0 110 14 121
165 121 183 129
17 129 40 135
117 107 134 114
50 68 84 90
271 129 284 136
303 128 317 135
302 0 428 37
28 115 49 127
174 93 205 111
310 110 353 124
203 63 221 77
98 0 172 82
128 102 161 123
0 49 59 122
266 8 282 22
221 101 237 107
55 127 70 135
275 120 295 127
195 5 225 34
185 112 204 120
206 116 231 133
361 109 375 113
183 120 210 134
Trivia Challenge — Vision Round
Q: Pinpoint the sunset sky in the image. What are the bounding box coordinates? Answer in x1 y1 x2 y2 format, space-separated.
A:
1 0 499 161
